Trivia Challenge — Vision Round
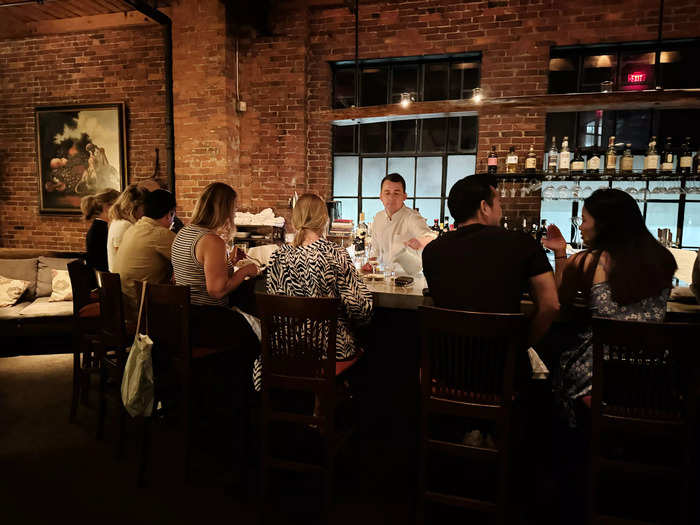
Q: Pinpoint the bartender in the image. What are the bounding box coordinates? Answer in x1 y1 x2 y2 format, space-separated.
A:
368 173 436 271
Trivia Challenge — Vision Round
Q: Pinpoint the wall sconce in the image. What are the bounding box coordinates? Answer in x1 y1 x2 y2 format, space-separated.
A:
400 92 414 108
472 87 483 103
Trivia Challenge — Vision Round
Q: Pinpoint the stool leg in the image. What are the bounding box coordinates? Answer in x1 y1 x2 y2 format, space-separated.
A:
96 363 107 440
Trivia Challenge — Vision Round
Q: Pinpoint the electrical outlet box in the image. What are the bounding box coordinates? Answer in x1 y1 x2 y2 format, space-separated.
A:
237 100 247 112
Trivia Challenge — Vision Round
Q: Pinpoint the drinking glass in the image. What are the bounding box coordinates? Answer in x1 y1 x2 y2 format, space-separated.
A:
556 184 570 199
570 184 581 200
624 186 639 199
580 185 593 199
651 184 667 195
542 183 556 200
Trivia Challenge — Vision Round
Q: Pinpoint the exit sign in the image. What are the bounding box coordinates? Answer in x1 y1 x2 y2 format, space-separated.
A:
627 71 647 83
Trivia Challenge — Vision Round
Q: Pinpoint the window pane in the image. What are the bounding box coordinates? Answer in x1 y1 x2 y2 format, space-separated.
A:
614 110 652 152
416 156 443 197
333 156 359 196
390 120 416 153
388 157 415 196
449 63 462 99
661 46 700 89
460 116 478 152
361 67 388 106
548 57 578 94
546 113 577 149
682 202 700 248
421 118 447 152
461 62 480 95
424 63 449 101
361 158 386 197
577 110 605 148
360 122 387 154
446 155 476 197
611 180 646 204
581 54 616 92
414 199 441 224
335 198 357 222
658 110 700 150
362 198 385 223
540 200 574 243
391 64 418 103
619 52 654 91
333 125 356 154
645 202 679 239
333 68 355 109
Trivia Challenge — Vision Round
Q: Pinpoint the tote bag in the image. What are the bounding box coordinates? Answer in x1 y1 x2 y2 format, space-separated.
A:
120 281 154 417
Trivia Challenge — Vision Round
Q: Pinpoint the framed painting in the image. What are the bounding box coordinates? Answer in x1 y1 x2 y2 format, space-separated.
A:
35 103 127 214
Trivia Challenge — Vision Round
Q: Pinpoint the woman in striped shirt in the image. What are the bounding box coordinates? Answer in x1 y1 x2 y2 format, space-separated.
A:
171 182 260 364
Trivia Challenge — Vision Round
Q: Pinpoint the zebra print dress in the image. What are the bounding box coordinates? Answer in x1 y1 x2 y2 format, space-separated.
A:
252 238 373 390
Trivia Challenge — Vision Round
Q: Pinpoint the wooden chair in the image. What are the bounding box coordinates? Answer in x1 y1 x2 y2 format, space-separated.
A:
256 293 356 522
67 260 101 423
417 306 527 525
134 282 241 487
95 271 131 453
588 318 699 525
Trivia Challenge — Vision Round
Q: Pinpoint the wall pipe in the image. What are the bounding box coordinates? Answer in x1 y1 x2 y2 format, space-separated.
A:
122 0 176 194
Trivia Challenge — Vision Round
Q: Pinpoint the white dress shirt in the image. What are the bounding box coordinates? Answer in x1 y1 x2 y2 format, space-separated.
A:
370 206 436 268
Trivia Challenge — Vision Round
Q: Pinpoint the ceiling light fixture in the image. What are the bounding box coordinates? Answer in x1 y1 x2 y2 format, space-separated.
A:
400 92 414 108
472 87 483 103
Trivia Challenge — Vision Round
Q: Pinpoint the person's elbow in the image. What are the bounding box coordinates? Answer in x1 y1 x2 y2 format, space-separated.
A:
538 297 560 317
206 280 228 299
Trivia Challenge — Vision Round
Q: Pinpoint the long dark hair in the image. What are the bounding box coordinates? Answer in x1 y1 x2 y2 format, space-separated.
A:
581 188 676 305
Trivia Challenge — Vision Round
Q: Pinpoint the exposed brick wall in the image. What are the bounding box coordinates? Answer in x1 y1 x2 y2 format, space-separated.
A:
0 26 167 250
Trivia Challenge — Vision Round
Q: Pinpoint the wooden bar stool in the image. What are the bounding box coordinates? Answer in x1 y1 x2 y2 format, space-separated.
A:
256 293 357 523
417 305 527 525
67 260 101 423
588 318 700 525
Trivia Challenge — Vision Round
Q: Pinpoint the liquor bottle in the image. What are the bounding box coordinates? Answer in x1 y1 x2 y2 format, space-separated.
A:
604 136 617 174
620 143 634 173
487 146 498 175
559 137 571 173
502 215 510 230
353 212 368 255
443 217 450 235
694 150 700 175
530 223 539 239
525 145 537 174
547 136 558 173
438 221 444 237
571 148 585 174
587 146 601 174
506 146 518 174
521 217 528 232
431 219 440 233
678 137 692 176
644 136 659 174
660 137 674 173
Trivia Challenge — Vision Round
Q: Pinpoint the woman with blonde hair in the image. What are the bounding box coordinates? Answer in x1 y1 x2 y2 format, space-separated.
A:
80 188 120 272
107 183 146 271
257 193 373 390
171 182 260 366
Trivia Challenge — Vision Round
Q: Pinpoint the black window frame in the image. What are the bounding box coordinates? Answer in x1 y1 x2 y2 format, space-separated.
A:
331 52 482 109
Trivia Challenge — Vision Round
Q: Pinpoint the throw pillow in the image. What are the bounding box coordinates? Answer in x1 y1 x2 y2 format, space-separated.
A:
0 274 31 307
49 269 73 302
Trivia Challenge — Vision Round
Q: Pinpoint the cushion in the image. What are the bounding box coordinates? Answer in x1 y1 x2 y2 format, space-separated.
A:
19 297 73 318
0 275 31 307
0 300 32 319
0 258 38 299
37 256 79 298
49 269 73 302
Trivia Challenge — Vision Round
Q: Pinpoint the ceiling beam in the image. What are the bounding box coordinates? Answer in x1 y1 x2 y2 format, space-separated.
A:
0 7 172 39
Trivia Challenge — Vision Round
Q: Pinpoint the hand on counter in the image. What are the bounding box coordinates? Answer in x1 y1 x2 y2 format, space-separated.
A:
236 260 260 279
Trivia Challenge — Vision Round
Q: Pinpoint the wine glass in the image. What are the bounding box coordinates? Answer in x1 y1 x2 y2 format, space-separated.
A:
625 186 639 199
581 185 593 199
542 183 556 200
571 216 582 248
556 184 570 199
570 183 581 200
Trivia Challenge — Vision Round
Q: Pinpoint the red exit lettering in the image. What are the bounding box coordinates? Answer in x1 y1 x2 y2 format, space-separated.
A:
627 71 647 83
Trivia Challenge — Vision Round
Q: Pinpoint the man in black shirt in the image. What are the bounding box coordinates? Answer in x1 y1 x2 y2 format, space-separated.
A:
423 175 559 344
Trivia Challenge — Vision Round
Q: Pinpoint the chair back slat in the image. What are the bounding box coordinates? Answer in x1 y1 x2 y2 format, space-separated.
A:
591 317 698 421
256 293 339 385
420 307 527 406
96 271 127 346
67 260 97 314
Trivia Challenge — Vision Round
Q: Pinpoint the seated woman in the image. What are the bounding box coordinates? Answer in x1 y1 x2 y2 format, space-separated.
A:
171 182 260 369
256 193 373 391
81 189 120 273
107 184 146 271
544 188 676 427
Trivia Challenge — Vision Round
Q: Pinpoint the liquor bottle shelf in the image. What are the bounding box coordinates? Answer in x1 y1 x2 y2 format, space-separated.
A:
477 171 700 182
